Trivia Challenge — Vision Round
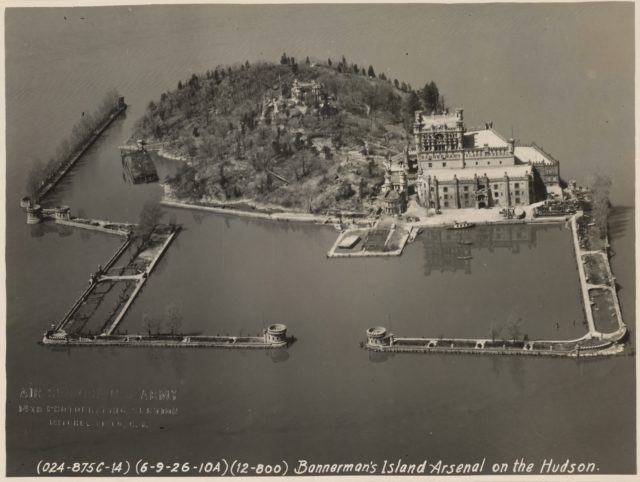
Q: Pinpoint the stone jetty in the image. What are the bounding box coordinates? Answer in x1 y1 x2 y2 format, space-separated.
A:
42 324 291 349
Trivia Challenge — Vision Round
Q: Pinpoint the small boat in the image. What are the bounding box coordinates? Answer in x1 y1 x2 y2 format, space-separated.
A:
457 241 473 245
457 256 473 260
448 221 475 230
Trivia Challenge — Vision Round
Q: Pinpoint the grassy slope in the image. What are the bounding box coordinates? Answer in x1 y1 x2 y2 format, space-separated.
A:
133 61 416 213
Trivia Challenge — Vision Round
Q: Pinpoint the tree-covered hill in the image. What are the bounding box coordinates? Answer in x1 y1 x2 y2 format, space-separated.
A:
133 56 443 213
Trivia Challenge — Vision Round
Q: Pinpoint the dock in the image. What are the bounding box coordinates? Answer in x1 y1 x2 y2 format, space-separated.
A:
120 146 159 184
327 224 411 258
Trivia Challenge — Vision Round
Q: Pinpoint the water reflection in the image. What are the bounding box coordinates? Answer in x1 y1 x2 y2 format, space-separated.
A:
421 223 542 275
268 349 290 363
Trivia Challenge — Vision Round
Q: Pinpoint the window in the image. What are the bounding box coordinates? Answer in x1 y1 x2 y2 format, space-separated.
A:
443 187 448 193
463 186 469 192
444 201 449 208
494 192 499 197
464 200 469 207
487 161 490 165
515 197 521 204
430 187 434 192
443 194 448 200
464 193 469 199
428 163 432 168
493 184 498 190
475 161 478 165
515 190 520 196
499 161 502 164
442 162 447 167
514 183 520 188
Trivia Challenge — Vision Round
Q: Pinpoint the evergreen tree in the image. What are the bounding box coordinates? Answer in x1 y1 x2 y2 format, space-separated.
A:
422 81 440 113
305 56 310 65
367 65 375 77
403 90 421 133
280 52 288 65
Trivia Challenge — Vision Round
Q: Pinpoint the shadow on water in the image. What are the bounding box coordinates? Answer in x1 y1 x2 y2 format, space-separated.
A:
608 205 634 240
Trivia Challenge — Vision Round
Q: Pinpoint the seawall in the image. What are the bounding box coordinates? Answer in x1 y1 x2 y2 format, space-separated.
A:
36 102 127 201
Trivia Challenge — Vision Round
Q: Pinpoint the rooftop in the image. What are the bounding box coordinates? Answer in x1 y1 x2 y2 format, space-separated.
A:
464 129 509 149
426 164 531 182
515 145 558 165
419 112 459 129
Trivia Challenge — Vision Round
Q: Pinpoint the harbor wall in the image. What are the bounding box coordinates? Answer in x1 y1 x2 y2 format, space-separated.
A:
34 101 127 202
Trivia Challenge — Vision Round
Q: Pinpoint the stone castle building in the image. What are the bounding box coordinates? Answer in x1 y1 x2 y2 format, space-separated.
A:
378 108 561 212
412 109 560 209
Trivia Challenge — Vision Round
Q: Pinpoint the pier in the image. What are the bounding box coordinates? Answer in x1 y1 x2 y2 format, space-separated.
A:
34 98 127 202
327 222 411 258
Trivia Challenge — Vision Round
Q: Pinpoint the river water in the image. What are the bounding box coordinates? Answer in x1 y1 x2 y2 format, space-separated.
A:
6 5 635 475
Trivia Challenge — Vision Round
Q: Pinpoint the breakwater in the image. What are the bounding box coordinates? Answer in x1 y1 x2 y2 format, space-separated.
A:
43 223 180 341
363 327 626 358
29 97 127 203
362 211 627 358
102 226 179 335
42 324 291 349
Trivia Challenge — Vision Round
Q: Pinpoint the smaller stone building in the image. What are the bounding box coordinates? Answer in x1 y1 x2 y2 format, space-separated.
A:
379 166 408 215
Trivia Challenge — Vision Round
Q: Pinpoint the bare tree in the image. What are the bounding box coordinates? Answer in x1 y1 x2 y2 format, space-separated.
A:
489 322 503 342
165 304 183 335
134 200 165 245
142 313 154 336
507 318 523 342
26 160 46 200
589 173 612 240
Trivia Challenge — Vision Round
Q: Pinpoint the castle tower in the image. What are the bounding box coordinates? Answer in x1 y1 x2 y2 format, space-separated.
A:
265 324 288 345
366 326 390 347
26 204 42 224
455 109 464 149
53 205 71 221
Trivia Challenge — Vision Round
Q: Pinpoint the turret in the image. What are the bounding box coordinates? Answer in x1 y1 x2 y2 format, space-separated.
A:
26 204 42 224
53 205 71 221
366 326 390 347
265 324 288 345
508 138 515 155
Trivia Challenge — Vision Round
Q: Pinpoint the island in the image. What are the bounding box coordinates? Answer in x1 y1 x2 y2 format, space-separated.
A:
26 56 626 357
